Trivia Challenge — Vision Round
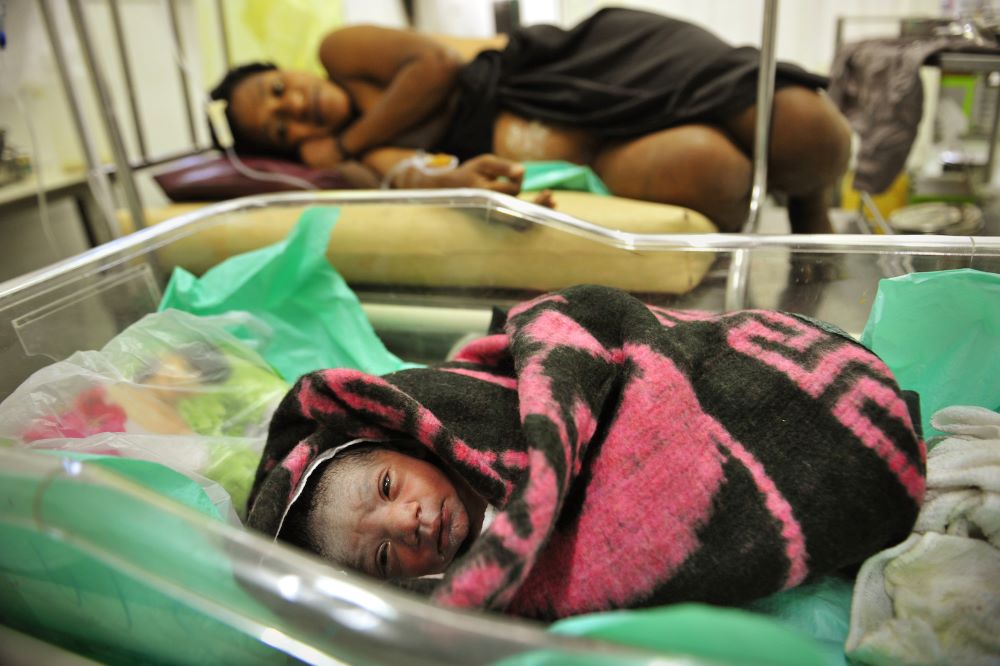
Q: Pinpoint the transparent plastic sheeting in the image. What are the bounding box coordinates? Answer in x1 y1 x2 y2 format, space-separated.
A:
6 190 999 304
0 448 707 666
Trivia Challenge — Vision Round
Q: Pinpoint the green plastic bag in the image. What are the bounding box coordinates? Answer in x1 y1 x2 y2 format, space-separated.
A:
159 206 415 382
522 161 611 196
860 268 1000 437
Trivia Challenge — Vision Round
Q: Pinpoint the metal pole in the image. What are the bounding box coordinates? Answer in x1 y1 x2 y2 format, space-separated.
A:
746 0 778 233
67 0 147 230
984 70 1000 186
36 0 121 241
108 0 148 160
725 0 779 311
166 0 199 146
215 0 232 70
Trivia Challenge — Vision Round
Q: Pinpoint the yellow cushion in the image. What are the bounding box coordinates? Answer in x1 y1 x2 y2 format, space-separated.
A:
122 191 717 295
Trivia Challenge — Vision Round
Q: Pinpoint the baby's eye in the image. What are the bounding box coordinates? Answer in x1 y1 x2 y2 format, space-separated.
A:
271 79 285 97
381 471 391 499
377 542 389 577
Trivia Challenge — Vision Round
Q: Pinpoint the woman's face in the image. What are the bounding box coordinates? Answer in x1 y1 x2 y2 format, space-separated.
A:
310 449 487 580
228 69 352 153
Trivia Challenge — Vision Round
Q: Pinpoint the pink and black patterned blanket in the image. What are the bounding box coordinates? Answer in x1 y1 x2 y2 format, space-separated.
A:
247 285 925 620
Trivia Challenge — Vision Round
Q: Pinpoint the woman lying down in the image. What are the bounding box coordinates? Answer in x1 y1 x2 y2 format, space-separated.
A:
246 285 925 620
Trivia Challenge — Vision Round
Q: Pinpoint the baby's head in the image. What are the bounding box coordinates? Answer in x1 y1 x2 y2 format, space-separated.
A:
278 442 487 580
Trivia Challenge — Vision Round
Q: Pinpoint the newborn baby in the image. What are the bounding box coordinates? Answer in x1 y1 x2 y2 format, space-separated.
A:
277 441 488 580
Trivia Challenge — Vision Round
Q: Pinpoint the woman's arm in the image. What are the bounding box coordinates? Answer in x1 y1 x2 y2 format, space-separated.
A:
313 25 465 161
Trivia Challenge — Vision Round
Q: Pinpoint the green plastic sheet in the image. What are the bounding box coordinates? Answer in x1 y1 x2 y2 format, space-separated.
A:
746 576 853 666
860 268 1000 436
89 453 223 520
522 161 611 196
544 604 834 666
0 451 285 664
159 206 415 383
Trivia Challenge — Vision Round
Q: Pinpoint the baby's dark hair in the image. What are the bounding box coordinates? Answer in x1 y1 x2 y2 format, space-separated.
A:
208 62 291 157
278 444 380 555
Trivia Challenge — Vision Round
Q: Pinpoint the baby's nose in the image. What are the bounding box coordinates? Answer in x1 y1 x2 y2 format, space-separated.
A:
389 501 421 547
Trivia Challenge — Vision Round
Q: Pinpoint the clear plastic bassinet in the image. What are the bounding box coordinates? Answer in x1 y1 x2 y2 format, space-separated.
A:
2 190 999 665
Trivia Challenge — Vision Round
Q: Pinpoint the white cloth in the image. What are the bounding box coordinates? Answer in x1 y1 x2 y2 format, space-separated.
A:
481 505 496 533
846 405 1000 665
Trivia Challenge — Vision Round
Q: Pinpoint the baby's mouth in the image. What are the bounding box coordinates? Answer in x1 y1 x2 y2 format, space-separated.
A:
437 500 449 557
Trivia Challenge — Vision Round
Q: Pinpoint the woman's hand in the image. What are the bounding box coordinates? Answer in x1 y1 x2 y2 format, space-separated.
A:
300 133 372 170
299 136 342 168
430 156 555 207
386 153 555 207
430 154 526 195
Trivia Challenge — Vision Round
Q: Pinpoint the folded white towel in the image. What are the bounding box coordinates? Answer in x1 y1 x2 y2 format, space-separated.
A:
846 405 1000 665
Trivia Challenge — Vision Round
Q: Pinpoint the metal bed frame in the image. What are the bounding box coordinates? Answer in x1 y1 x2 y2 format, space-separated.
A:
35 0 233 240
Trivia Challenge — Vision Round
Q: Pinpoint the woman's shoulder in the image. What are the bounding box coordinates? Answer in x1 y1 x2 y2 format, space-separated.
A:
428 33 508 61
319 24 485 79
320 24 507 69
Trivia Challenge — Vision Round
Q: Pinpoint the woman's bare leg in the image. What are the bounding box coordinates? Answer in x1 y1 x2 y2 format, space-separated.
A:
721 87 852 234
592 124 753 232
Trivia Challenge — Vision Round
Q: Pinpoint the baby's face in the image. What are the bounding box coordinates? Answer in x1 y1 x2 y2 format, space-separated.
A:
311 449 486 580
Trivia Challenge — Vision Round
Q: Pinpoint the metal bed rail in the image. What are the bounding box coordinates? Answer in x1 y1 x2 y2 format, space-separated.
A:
35 0 232 239
727 0 778 309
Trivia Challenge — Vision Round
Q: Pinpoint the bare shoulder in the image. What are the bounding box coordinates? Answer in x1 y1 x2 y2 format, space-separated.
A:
427 33 508 61
319 25 464 82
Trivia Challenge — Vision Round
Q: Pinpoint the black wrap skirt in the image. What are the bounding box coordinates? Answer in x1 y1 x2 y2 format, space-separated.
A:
433 7 828 160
